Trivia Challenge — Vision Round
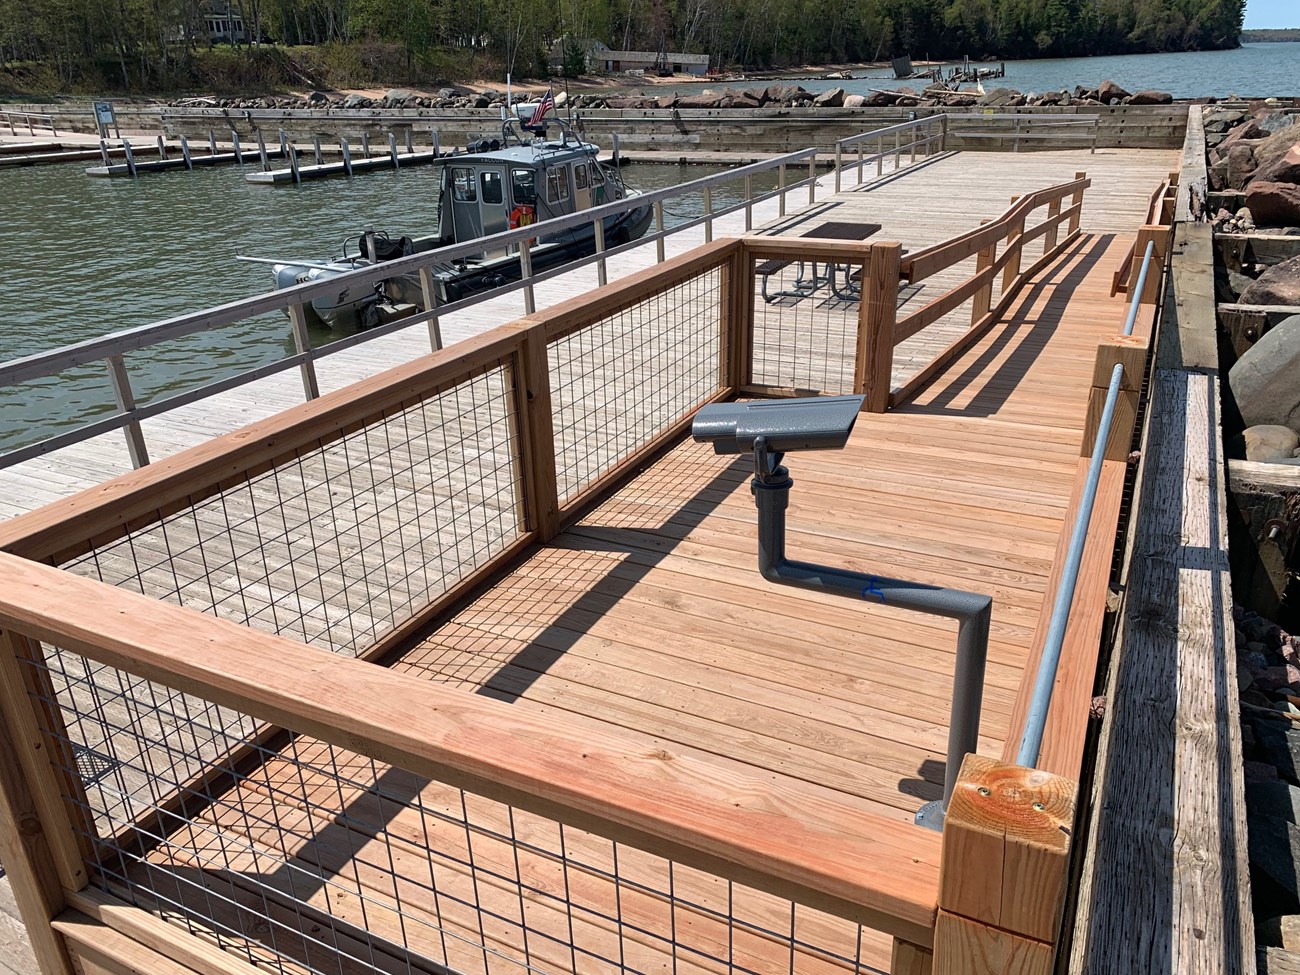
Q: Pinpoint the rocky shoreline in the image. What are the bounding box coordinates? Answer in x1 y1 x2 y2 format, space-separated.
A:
174 77 1180 113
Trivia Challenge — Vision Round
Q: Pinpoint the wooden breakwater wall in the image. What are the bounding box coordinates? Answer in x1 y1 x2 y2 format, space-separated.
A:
3 102 1188 152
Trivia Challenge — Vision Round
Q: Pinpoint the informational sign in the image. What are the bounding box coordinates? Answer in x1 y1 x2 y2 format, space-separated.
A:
93 101 115 126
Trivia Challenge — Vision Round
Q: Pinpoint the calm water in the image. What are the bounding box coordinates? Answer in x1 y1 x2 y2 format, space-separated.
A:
654 42 1300 100
0 160 762 450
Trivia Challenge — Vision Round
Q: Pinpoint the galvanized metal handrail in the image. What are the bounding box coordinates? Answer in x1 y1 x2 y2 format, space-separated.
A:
1015 238 1157 768
833 115 946 192
0 116 943 471
0 109 58 137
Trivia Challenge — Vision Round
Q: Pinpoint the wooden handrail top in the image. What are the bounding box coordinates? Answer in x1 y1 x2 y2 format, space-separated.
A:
741 235 886 261
902 176 1091 283
0 551 943 946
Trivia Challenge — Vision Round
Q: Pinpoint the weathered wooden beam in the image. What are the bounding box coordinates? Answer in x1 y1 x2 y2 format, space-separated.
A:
1156 222 1217 372
1067 370 1254 975
1080 335 1148 461
1216 232 1300 272
1175 106 1206 223
933 755 1076 975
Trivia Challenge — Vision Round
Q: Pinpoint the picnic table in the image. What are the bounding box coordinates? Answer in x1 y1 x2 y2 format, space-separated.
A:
755 220 882 303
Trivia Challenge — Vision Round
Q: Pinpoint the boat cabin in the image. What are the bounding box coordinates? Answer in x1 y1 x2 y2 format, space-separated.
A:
438 140 619 251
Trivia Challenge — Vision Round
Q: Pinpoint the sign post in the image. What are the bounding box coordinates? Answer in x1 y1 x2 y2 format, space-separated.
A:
93 101 119 140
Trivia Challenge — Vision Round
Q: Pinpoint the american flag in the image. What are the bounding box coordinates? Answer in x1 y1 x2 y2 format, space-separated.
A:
527 89 555 127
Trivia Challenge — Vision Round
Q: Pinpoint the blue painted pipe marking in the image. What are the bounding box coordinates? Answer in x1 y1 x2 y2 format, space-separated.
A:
861 577 887 603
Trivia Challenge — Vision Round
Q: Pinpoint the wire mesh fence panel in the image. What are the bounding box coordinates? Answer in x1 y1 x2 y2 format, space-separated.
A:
24 643 880 975
59 361 523 660
548 266 725 509
749 258 864 396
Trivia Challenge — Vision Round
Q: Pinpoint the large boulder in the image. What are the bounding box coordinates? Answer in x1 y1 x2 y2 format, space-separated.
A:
1215 119 1269 159
813 86 845 108
1228 144 1257 189
1258 112 1298 134
978 86 1020 107
1257 123 1300 171
1097 78 1130 104
1205 108 1247 133
341 94 370 109
1127 89 1172 105
843 93 866 108
1230 315 1300 429
1257 145 1300 186
1232 425 1300 462
1247 181 1300 228
676 93 721 109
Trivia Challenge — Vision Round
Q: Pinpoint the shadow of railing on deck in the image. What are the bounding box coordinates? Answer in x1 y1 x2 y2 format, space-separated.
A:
893 233 1114 418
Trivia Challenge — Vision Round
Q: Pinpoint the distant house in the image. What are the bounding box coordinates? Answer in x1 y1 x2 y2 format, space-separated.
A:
200 2 247 43
548 38 710 76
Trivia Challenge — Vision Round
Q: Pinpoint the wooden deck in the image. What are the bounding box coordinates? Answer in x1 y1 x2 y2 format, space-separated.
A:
129 225 1159 975
0 145 1177 975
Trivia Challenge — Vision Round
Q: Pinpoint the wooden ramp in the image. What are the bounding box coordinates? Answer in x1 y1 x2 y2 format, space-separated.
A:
125 228 1154 975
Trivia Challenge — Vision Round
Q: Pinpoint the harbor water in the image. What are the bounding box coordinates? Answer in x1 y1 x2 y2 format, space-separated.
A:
0 159 770 451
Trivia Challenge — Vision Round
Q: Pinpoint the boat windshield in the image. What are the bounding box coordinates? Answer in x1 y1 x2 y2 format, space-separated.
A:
512 168 536 206
451 167 477 202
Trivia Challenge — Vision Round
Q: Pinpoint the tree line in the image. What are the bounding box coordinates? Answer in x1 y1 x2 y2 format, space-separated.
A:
0 0 1245 93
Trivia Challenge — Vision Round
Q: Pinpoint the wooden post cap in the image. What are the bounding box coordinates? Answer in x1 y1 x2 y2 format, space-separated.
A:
939 755 1076 944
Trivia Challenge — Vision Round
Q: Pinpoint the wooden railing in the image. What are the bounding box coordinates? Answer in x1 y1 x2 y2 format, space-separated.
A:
1111 172 1178 295
0 173 1124 975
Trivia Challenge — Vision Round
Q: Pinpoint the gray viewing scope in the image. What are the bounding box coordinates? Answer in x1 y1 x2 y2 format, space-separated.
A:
691 395 866 455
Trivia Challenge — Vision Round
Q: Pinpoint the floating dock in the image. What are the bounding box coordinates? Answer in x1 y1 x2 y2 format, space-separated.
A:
244 146 444 184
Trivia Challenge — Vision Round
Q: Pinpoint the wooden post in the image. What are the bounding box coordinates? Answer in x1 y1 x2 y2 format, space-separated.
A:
0 694 76 975
418 267 443 351
404 127 413 153
1044 198 1062 254
730 245 755 390
970 219 996 326
288 143 300 184
389 132 399 169
513 325 560 542
180 135 192 170
1068 171 1086 234
256 129 268 171
1080 335 1146 462
122 140 136 178
230 129 242 164
156 134 166 159
1001 195 1025 293
932 755 1076 975
362 131 370 156
341 138 353 177
1130 224 1172 305
856 241 901 413
208 129 217 156
313 135 322 165
893 940 933 975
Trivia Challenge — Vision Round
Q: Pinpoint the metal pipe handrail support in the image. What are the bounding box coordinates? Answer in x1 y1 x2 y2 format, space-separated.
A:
746 436 991 831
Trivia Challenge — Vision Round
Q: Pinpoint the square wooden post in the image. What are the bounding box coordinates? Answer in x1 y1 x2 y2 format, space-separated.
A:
933 755 1077 975
1130 224 1172 306
970 220 996 327
729 244 755 391
856 241 901 413
510 324 561 542
1044 198 1062 254
1067 171 1087 234
0 630 87 975
1080 335 1147 461
1000 196 1025 294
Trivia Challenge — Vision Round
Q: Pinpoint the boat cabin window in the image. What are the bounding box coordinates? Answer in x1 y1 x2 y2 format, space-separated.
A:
546 165 570 205
451 167 477 202
589 161 606 185
574 164 589 190
512 169 536 206
480 170 504 205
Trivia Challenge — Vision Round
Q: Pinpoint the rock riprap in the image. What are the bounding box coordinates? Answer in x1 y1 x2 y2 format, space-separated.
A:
1229 314 1300 430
